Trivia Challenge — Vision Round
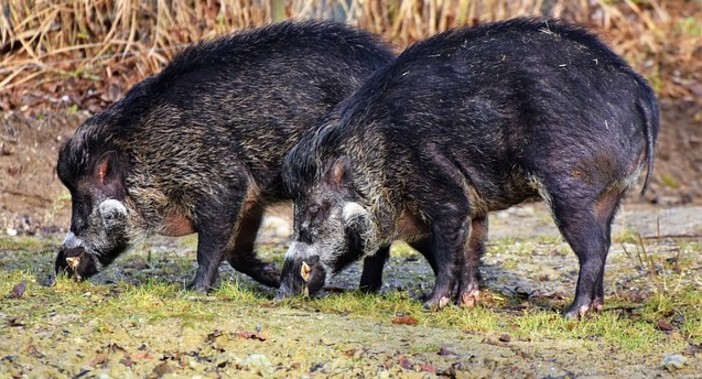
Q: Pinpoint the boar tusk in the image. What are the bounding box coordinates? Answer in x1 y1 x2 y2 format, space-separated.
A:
300 261 312 282
66 256 80 270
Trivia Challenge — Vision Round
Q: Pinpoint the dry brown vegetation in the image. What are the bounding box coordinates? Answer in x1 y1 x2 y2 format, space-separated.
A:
1 0 700 114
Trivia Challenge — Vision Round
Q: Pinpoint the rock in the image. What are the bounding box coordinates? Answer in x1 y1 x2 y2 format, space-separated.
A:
240 354 273 376
662 354 687 371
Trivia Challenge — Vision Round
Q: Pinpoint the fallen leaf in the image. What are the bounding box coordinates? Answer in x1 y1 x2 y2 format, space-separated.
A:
399 357 413 370
438 347 457 356
657 319 674 332
234 331 267 341
420 363 437 373
7 166 22 176
23 345 45 359
119 357 134 367
392 313 418 326
683 343 702 356
11 281 26 298
132 351 153 360
107 343 127 354
206 329 223 343
89 353 109 368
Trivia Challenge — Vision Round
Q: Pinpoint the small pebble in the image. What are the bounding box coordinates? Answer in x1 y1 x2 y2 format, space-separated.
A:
240 354 273 376
6 228 18 236
662 354 687 371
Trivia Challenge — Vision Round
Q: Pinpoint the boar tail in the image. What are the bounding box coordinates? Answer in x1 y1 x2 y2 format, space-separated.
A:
639 95 659 195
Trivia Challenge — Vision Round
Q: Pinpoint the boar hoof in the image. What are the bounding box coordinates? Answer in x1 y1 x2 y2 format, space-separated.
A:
564 304 593 319
423 295 452 311
592 299 604 313
187 280 212 294
459 290 480 308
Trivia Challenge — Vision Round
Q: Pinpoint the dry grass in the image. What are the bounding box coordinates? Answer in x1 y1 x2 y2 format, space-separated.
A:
0 0 700 112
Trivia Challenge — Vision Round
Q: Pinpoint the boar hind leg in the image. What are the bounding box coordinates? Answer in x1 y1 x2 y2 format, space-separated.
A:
547 183 623 319
359 246 390 293
458 216 488 308
591 186 626 312
226 208 281 288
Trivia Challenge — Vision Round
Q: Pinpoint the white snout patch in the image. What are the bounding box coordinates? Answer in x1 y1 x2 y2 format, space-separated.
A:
99 199 128 216
62 232 84 249
342 202 367 223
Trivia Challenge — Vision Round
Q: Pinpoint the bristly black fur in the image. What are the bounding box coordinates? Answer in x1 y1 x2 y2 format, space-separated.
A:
283 17 659 201
59 20 394 191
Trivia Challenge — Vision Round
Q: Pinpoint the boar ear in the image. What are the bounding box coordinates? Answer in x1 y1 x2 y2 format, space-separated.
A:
327 156 352 188
94 151 119 187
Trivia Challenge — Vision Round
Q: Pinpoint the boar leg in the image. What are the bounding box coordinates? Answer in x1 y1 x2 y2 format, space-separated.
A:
226 207 281 288
422 207 469 310
189 189 248 293
189 225 231 293
359 246 390 293
548 184 622 319
409 237 438 275
591 186 626 312
358 239 436 293
458 215 488 308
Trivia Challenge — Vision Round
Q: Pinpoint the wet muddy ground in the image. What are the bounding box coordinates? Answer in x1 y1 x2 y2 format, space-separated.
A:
1 204 700 378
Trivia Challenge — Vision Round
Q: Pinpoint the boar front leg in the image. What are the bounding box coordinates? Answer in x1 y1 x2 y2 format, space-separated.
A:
188 190 248 293
422 204 469 310
226 206 281 288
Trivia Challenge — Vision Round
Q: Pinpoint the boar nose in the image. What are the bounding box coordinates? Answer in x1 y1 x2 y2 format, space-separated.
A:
63 246 85 269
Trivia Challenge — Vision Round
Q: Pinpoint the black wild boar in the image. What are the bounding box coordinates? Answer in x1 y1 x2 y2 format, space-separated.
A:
279 18 659 318
55 20 395 292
